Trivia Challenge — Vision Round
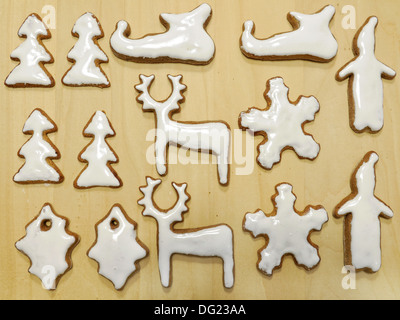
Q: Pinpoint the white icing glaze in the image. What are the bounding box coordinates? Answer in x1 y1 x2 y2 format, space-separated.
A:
239 77 320 169
138 177 234 288
62 13 110 87
337 17 396 132
88 205 148 290
241 5 338 61
5 14 54 86
110 4 215 64
15 204 78 290
75 111 122 188
135 74 230 185
244 183 328 275
336 152 393 272
14 109 63 183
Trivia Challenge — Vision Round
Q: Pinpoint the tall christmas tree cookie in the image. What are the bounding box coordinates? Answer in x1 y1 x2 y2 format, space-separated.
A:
334 152 393 272
5 13 55 88
88 205 148 290
74 111 122 189
62 12 110 88
15 203 80 290
13 108 64 184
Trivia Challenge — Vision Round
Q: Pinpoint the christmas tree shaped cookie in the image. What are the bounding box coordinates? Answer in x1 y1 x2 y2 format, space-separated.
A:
88 205 148 290
15 203 80 290
336 17 396 133
239 77 320 170
62 12 110 88
334 152 393 272
14 108 64 184
5 13 55 88
243 183 328 275
74 111 122 189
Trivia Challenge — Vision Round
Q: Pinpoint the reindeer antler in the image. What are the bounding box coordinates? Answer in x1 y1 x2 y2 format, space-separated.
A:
166 182 190 222
135 75 161 110
138 177 190 223
138 177 162 217
165 75 187 108
135 74 187 111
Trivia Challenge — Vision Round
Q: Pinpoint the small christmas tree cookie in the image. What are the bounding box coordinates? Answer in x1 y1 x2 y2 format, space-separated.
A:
13 108 64 184
62 12 110 88
15 203 80 290
243 183 328 275
334 151 393 272
74 111 122 189
88 205 148 290
5 13 55 88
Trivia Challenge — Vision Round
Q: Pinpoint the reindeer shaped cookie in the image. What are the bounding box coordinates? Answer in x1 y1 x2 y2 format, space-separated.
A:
135 74 231 185
138 177 234 288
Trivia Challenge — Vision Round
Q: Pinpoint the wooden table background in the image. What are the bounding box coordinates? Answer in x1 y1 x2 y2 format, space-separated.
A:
0 0 399 300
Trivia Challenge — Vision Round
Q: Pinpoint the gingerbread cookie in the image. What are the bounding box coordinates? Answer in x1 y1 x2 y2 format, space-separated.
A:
243 183 328 275
334 152 393 272
5 13 55 88
13 108 64 184
138 177 234 288
135 74 231 185
240 5 338 62
239 77 320 170
110 4 215 65
88 205 148 290
62 12 110 88
74 111 122 189
15 203 79 290
336 17 396 133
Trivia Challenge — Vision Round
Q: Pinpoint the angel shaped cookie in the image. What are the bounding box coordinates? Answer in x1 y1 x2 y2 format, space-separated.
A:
334 152 393 272
336 17 396 133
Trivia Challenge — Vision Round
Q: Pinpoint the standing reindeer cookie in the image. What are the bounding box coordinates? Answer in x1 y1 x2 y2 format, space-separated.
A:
334 152 393 272
336 17 396 133
135 74 230 185
138 177 234 288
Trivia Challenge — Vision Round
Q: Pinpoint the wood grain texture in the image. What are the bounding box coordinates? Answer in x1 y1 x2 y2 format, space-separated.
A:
0 0 399 300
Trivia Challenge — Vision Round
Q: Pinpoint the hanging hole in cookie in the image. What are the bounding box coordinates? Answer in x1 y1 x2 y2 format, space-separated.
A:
40 219 52 231
110 218 119 230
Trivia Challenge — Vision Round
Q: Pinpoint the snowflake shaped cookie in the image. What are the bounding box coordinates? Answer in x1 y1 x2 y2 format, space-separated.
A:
243 183 328 275
15 204 79 290
88 205 148 290
239 77 320 169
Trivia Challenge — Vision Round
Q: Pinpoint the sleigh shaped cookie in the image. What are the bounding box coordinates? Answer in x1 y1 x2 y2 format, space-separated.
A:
240 5 338 62
110 4 215 65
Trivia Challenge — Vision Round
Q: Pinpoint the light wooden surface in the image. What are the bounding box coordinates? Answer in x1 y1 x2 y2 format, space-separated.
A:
0 0 399 300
